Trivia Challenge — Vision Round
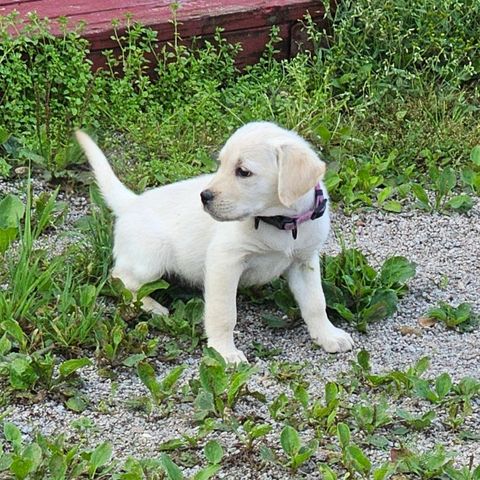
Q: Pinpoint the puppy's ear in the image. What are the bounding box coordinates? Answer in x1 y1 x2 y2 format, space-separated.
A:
277 143 326 207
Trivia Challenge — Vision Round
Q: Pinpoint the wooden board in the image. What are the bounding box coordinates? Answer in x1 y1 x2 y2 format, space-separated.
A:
0 0 329 67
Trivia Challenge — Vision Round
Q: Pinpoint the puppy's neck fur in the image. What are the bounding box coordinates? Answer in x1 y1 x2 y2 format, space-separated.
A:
258 187 316 217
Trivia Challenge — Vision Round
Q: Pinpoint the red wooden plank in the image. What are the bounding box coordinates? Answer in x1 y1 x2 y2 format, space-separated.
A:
1 0 322 36
0 0 328 68
0 0 36 5
81 2 322 49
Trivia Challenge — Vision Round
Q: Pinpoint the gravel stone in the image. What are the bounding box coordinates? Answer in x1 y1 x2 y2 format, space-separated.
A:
1 178 479 477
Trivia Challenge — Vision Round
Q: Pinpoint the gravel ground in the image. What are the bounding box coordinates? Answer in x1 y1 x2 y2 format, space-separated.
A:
1 177 479 478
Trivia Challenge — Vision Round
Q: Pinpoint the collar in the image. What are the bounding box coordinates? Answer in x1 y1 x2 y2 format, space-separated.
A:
254 183 327 239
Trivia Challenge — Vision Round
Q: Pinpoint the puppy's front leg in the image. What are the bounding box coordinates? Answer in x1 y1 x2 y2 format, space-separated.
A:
287 255 354 353
204 252 247 364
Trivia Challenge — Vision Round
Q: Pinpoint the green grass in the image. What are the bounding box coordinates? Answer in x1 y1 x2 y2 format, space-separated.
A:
0 0 480 477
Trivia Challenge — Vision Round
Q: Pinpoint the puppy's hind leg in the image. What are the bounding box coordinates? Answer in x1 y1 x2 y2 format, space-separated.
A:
111 267 169 316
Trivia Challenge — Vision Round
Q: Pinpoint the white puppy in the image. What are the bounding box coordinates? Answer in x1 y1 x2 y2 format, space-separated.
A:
76 122 353 363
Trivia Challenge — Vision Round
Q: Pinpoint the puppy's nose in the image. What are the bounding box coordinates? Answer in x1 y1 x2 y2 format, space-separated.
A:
200 189 215 205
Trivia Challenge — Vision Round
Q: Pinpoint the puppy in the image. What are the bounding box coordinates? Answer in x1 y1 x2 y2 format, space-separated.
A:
76 122 353 363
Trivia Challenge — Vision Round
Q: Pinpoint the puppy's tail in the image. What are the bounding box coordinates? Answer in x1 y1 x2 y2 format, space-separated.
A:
75 130 137 215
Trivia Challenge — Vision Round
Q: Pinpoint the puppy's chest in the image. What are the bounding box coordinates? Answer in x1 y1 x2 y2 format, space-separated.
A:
240 251 294 286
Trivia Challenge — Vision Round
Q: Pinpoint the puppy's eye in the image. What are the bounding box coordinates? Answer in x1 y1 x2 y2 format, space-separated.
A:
235 167 252 178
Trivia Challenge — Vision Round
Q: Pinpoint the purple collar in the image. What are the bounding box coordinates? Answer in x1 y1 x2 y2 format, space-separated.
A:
254 183 327 239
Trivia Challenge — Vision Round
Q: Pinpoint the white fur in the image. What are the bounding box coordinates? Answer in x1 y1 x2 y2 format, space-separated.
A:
76 122 354 363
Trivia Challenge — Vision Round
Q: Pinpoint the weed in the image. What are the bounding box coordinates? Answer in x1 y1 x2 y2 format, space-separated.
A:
424 302 479 332
268 361 306 384
412 165 474 213
335 422 372 478
322 248 416 332
0 423 116 479
352 397 392 435
232 418 272 451
251 341 282 359
150 298 205 354
0 194 25 253
192 348 258 421
260 425 318 473
136 361 185 413
0 13 96 179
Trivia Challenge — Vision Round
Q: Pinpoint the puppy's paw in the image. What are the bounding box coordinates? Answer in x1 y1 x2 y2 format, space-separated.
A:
141 296 169 316
208 344 248 364
312 325 354 353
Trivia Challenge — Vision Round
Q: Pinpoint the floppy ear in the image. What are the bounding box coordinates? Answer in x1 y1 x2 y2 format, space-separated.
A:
277 143 326 207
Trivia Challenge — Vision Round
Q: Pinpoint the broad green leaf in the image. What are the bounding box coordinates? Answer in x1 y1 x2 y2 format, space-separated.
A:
90 442 113 470
249 424 272 440
411 184 430 209
204 440 223 465
280 425 301 457
414 356 431 376
159 438 186 451
318 464 338 479
66 396 87 413
0 227 18 254
380 256 416 287
226 366 257 407
383 200 402 213
355 351 370 373
471 145 480 166
160 453 183 480
160 365 186 393
49 453 68 480
194 465 221 480
9 457 33 480
136 279 170 302
362 290 398 323
259 445 277 463
435 372 452 399
194 390 215 421
59 358 92 378
1 320 28 348
292 440 318 468
367 435 389 449
337 423 350 448
0 127 10 144
199 356 228 396
316 125 332 143
4 422 22 451
0 195 25 229
332 303 355 322
346 444 371 474
438 167 456 196
456 376 480 397
9 356 38 390
122 353 146 367
446 194 474 212
0 453 13 471
377 186 393 203
413 379 438 403
23 443 42 472
373 462 393 480
137 362 160 400
78 284 97 307
0 334 11 355
322 280 344 306
325 382 339 404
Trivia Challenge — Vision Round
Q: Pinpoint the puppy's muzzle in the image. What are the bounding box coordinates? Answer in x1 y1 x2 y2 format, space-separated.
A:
200 189 215 206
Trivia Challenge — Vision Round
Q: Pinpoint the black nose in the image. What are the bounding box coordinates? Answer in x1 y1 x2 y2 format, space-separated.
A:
200 189 215 205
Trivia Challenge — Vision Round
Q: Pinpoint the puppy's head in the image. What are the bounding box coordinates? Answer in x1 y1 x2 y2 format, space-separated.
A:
201 122 325 221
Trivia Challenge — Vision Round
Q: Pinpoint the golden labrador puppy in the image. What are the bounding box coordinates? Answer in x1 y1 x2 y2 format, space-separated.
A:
76 122 353 363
